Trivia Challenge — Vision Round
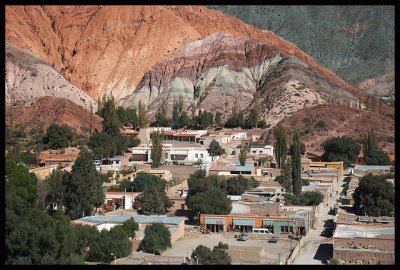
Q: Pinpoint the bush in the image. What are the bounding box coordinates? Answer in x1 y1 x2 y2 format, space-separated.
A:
191 243 231 265
258 120 268 129
132 172 166 192
315 120 326 129
138 223 171 254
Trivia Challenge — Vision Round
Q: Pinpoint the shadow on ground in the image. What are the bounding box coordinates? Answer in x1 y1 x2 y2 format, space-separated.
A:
312 243 333 261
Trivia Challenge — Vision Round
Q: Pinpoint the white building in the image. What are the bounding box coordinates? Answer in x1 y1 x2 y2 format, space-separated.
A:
228 132 247 140
130 143 213 164
250 144 275 156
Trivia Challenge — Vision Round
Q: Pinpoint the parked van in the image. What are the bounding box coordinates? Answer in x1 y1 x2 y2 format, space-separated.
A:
252 228 271 234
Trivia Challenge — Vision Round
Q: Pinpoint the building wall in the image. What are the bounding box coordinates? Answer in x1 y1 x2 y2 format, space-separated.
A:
334 237 394 251
200 214 294 233
249 203 281 216
30 165 58 180
353 168 390 176
333 248 394 264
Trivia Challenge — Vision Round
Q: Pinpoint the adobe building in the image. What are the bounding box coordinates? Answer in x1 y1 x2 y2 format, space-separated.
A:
200 214 309 236
333 224 395 264
352 165 391 176
29 164 58 180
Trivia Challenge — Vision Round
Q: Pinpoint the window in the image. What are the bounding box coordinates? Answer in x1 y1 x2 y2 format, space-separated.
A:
252 151 256 153
280 226 294 233
195 154 198 158
259 151 263 153
200 154 204 158
115 161 119 164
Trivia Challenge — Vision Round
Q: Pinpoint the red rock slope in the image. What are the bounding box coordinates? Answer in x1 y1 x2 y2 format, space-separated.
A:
6 96 103 135
5 5 371 103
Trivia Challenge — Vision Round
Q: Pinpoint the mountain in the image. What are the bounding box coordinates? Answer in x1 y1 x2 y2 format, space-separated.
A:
6 5 366 104
208 5 394 89
6 96 103 135
6 42 97 110
260 104 395 157
5 5 394 133
120 32 392 126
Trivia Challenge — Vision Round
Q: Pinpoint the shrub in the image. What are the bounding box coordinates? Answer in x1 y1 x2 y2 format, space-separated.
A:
138 223 171 254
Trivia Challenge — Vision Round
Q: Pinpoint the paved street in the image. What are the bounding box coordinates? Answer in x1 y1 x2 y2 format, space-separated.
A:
292 174 347 264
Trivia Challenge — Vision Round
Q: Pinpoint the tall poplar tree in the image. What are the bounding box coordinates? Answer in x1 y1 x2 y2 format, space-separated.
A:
151 130 163 168
274 125 287 169
138 100 148 128
291 131 302 197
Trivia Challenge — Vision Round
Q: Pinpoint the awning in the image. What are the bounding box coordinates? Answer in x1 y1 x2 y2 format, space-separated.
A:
204 218 225 225
262 220 274 226
233 218 254 226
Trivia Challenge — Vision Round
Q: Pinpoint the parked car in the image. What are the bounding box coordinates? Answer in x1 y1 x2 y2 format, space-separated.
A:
238 233 248 241
269 236 279 243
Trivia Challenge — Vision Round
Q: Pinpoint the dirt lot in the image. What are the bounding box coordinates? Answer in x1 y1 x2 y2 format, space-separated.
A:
162 232 294 264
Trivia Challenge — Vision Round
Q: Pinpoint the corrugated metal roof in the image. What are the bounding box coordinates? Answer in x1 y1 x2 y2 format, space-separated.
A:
354 165 390 171
76 215 182 225
234 165 253 172
334 224 394 239
108 156 124 161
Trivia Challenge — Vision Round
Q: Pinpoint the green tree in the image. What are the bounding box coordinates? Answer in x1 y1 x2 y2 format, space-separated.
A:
45 169 66 211
363 129 390 165
133 187 172 215
90 226 131 263
43 124 75 149
121 218 139 238
138 100 148 128
186 187 232 215
139 223 171 254
238 147 247 166
191 243 231 265
321 136 361 167
220 175 259 195
215 111 223 127
275 160 292 193
151 130 163 168
208 139 225 160
274 125 287 169
132 172 167 192
63 150 105 219
301 191 324 206
352 173 394 216
291 131 302 197
73 224 100 260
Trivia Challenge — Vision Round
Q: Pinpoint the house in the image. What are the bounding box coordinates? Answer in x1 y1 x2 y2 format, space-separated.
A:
96 155 129 172
103 191 141 210
240 139 253 149
200 214 308 236
138 127 172 144
39 152 79 168
208 159 254 175
130 143 213 164
333 224 394 264
250 144 274 156
72 215 185 242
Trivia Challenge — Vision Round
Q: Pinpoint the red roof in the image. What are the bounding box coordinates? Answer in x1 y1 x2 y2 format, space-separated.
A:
389 154 395 161
173 133 197 137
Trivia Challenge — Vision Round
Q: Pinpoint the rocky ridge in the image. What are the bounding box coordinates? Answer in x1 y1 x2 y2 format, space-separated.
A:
6 42 97 110
6 96 103 135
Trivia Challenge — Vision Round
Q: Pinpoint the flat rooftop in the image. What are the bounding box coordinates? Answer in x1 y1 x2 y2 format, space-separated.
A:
334 224 395 239
74 215 183 225
354 165 390 171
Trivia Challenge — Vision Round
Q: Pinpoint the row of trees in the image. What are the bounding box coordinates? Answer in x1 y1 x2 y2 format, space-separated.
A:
5 158 135 264
274 125 303 197
89 95 140 159
188 242 231 265
320 129 389 166
151 94 268 130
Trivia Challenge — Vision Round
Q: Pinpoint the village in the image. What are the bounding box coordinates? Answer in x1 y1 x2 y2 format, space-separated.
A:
28 125 395 265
